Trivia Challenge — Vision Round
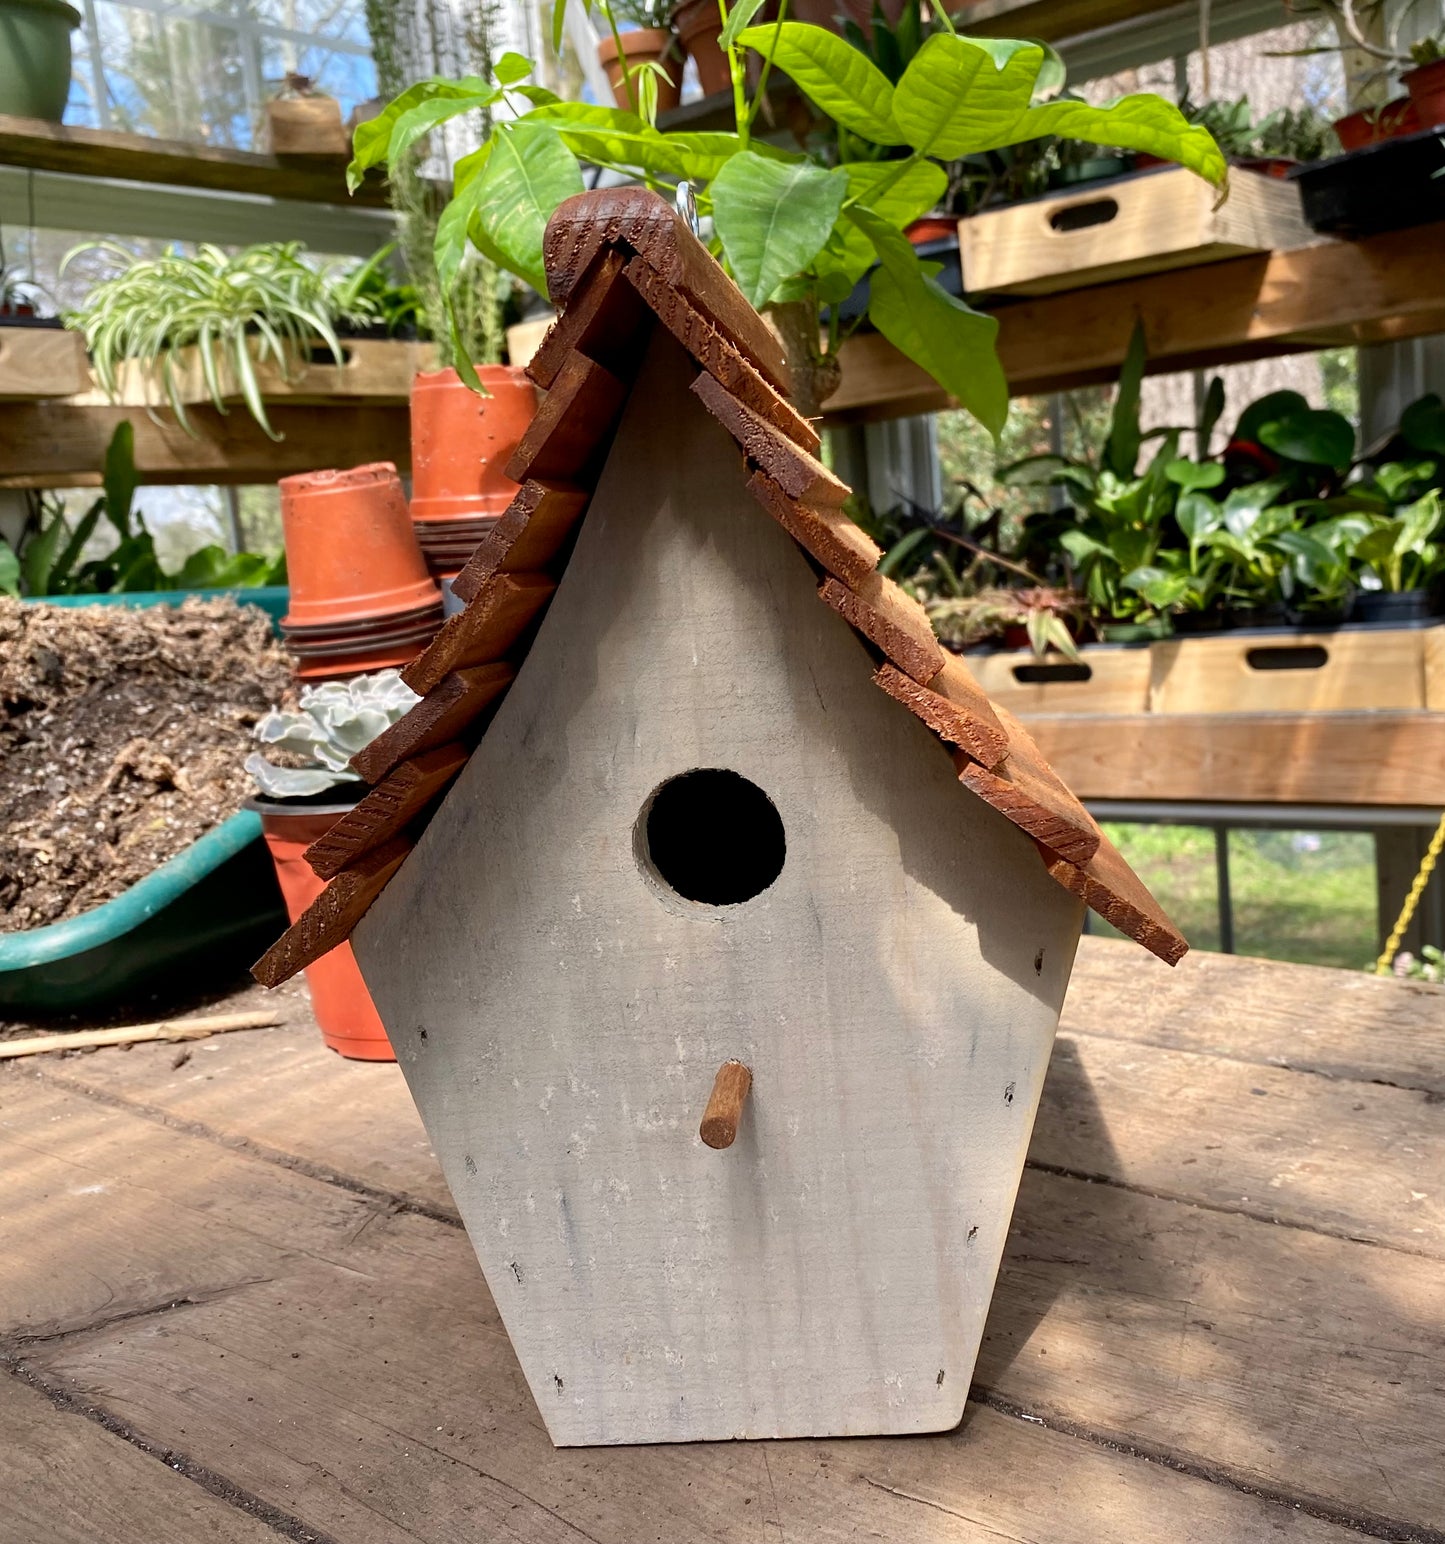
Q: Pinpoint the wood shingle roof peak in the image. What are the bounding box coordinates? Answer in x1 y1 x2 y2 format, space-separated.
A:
251 187 1186 992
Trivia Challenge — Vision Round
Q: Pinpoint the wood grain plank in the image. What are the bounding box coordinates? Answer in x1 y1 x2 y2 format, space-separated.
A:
503 351 629 485
400 574 556 696
1065 935 1445 1092
0 1074 379 1339
448 479 589 605
0 326 90 399
1041 824 1187 965
349 664 513 785
818 572 947 683
26 1207 1380 1544
525 248 655 392
874 657 1009 771
0 1377 280 1544
691 371 848 506
957 751 1101 867
745 468 879 588
542 185 792 395
626 256 820 453
1023 710 1445 806
304 743 471 881
250 836 411 989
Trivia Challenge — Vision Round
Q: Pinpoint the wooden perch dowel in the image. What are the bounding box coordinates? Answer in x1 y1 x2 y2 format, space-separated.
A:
0 1011 280 1060
700 1060 753 1150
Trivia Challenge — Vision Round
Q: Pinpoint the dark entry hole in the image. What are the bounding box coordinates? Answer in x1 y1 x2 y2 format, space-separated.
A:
1049 197 1118 232
1245 645 1328 671
1012 661 1091 684
642 769 785 906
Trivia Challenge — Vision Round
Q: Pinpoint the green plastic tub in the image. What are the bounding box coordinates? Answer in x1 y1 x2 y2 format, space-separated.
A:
0 812 285 1016
3 588 291 1015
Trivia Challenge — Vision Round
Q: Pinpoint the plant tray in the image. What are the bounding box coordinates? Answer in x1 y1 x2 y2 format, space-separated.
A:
69 336 434 409
1148 626 1437 715
957 166 1315 297
963 642 1153 715
1291 129 1445 239
0 324 90 399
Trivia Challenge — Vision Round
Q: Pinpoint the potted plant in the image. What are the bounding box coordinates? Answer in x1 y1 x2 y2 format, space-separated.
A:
595 0 682 116
0 0 80 121
672 0 730 97
348 19 1222 426
1348 490 1443 621
64 241 385 439
245 670 422 1060
263 73 352 155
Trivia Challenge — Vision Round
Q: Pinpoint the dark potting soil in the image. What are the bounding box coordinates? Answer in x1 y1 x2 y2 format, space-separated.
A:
0 598 293 932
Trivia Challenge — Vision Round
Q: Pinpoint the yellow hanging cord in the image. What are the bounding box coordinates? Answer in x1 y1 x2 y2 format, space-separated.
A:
1374 812 1445 975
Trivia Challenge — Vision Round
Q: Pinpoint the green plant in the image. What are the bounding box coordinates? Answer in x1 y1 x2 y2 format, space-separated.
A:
246 669 420 798
63 242 378 439
1352 489 1443 591
0 423 284 597
348 20 1223 425
925 584 1084 657
1180 98 1337 163
334 242 428 337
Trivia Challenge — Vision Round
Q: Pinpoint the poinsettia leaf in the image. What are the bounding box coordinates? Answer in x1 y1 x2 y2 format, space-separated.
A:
712 151 848 308
852 207 1007 439
737 22 905 144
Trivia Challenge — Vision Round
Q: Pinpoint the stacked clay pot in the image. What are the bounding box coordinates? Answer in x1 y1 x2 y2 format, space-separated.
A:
279 461 443 681
409 366 538 585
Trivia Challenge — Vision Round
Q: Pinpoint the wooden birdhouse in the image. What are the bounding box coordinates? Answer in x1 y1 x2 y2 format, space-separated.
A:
255 187 1186 1448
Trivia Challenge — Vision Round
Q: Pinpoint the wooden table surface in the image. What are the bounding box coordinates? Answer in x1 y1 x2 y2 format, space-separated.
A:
3 937 1443 1544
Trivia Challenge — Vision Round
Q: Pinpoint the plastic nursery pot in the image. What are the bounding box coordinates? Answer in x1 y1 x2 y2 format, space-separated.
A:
905 215 959 245
0 0 80 120
1332 100 1417 151
279 462 438 628
1349 589 1438 625
1169 609 1231 635
596 29 682 114
671 0 730 96
252 801 395 1061
1403 59 1445 130
409 366 539 529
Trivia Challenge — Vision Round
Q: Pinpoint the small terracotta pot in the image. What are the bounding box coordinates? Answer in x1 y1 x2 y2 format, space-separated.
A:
279 462 438 628
257 805 395 1061
597 29 682 114
410 366 538 531
1332 99 1417 151
672 0 730 97
1402 58 1445 129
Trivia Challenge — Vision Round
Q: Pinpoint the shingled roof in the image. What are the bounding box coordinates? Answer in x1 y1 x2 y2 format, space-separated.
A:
253 187 1186 990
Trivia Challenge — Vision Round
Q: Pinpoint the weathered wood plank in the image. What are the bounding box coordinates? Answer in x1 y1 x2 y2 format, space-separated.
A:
26 1207 1377 1544
0 1073 381 1339
0 1376 279 1544
1065 936 1445 1091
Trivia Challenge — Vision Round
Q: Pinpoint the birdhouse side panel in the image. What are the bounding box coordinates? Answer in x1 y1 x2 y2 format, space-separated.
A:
353 333 1085 1446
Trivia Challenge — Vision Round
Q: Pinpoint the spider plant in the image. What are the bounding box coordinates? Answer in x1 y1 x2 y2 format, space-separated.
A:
62 242 379 440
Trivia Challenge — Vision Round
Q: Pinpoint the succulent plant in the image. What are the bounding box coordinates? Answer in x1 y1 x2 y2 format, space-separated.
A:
246 669 419 799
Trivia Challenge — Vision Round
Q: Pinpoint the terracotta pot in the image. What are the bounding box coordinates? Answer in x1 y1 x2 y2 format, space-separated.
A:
1402 58 1445 129
597 28 682 114
410 366 538 531
1332 100 1417 151
905 214 957 245
256 805 395 1061
787 0 904 35
279 462 438 628
672 0 730 97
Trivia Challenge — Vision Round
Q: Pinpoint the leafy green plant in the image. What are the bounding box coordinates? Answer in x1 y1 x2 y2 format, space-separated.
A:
347 21 1223 426
0 423 284 598
1352 490 1443 591
246 670 420 798
1180 98 1337 163
925 584 1084 658
63 242 380 439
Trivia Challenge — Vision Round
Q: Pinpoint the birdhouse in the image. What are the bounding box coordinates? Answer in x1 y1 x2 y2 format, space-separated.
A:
255 187 1185 1448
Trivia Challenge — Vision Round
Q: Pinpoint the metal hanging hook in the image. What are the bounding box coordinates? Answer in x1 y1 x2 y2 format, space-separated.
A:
675 180 700 238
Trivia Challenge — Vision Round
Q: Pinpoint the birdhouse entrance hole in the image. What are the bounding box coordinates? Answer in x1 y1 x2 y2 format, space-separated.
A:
638 769 786 906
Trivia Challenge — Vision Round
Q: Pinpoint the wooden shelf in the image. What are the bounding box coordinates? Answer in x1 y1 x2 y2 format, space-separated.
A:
824 221 1445 423
0 114 389 207
0 401 411 487
1025 710 1445 807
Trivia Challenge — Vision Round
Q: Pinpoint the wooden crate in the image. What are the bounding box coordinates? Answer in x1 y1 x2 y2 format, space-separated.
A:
69 336 434 408
963 644 1153 716
958 167 1315 297
1148 628 1432 715
0 326 90 399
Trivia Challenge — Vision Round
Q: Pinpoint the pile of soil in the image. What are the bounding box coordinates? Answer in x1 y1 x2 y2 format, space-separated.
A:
0 598 293 932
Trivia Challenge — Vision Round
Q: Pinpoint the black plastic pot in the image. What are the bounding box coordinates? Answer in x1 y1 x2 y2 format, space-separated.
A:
1170 609 1231 635
1349 589 1437 625
1220 603 1291 632
1290 128 1445 238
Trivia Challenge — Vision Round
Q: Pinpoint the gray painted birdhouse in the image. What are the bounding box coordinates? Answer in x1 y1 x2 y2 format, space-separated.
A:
256 187 1185 1448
